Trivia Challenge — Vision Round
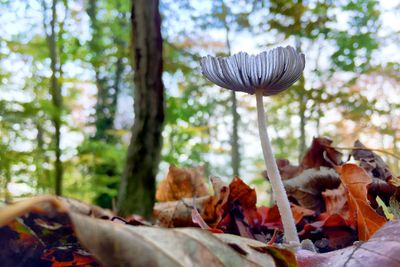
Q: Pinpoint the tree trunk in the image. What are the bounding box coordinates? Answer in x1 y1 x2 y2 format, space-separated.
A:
298 86 306 160
295 35 307 161
117 0 164 218
43 0 63 195
222 7 240 177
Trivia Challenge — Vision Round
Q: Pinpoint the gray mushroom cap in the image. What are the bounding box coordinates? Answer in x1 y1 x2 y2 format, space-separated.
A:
200 46 305 96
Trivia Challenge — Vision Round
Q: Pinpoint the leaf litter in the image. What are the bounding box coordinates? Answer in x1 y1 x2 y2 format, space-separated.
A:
1 137 400 266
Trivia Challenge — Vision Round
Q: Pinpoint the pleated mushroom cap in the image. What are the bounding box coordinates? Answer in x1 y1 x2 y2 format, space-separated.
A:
200 46 305 96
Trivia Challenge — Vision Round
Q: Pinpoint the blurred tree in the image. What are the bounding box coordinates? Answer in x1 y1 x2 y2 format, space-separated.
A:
83 0 130 208
41 0 64 195
117 0 164 217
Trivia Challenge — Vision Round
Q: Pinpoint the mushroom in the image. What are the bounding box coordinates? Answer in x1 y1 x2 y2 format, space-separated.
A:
200 46 305 246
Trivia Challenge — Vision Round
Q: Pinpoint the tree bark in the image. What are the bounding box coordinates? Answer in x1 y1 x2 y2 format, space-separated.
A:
295 31 307 161
42 0 63 195
117 0 164 218
222 4 240 177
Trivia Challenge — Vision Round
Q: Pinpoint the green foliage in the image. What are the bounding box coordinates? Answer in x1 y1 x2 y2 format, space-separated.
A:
1 0 399 204
76 140 126 208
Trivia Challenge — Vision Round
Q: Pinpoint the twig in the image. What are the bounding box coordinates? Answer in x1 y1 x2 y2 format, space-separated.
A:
327 146 400 160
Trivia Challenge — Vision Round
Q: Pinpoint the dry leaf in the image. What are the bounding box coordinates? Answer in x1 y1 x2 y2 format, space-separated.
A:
299 214 357 252
297 220 400 267
275 159 301 180
0 196 298 267
291 204 315 224
156 165 209 202
154 176 229 227
322 184 349 219
300 137 343 170
338 163 387 240
283 168 341 212
352 140 393 181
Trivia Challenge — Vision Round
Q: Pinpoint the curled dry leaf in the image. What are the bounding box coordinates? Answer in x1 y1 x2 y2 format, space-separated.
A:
367 178 396 208
156 165 209 202
283 167 341 212
0 196 297 267
322 184 349 219
154 176 229 227
290 204 315 225
296 220 400 267
299 214 357 252
228 177 261 227
300 137 343 170
264 137 342 181
338 163 387 240
352 140 393 181
57 196 114 219
274 159 301 180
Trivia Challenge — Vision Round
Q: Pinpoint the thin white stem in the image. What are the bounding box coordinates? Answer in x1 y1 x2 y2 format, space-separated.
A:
255 89 300 246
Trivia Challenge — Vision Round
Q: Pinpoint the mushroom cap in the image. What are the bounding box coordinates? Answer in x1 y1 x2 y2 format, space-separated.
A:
200 46 305 96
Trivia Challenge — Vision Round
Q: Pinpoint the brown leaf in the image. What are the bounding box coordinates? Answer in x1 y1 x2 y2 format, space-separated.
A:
338 163 387 240
154 176 229 227
0 196 297 267
191 205 224 233
352 140 393 181
297 220 400 267
276 159 301 180
156 165 209 202
228 177 260 225
300 137 343 170
299 214 357 252
291 204 315 224
367 178 396 208
283 167 341 212
322 184 350 219
154 196 216 227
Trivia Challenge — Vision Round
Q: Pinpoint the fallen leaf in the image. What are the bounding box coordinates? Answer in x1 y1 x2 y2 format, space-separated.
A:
322 183 349 219
352 140 393 181
299 214 357 252
283 167 341 212
0 196 100 267
296 220 400 267
291 204 315 225
154 176 229 227
0 196 298 267
191 205 223 233
275 159 301 180
367 178 396 208
300 137 343 170
156 165 209 202
154 196 216 227
338 163 387 240
228 177 261 227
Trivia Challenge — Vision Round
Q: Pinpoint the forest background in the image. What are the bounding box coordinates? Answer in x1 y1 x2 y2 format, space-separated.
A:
0 0 399 215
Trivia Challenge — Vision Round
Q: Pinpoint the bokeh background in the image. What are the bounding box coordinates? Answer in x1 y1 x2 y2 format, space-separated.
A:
0 0 399 207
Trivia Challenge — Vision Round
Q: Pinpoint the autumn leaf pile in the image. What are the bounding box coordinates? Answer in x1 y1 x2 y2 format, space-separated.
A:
1 137 400 267
154 137 399 252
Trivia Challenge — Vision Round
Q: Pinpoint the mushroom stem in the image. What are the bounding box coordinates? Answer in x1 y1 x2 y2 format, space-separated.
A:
255 89 300 246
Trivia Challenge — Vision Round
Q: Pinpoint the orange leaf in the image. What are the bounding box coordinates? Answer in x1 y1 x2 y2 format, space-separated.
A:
156 165 209 202
291 204 315 224
322 184 350 220
338 163 387 240
228 177 260 226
